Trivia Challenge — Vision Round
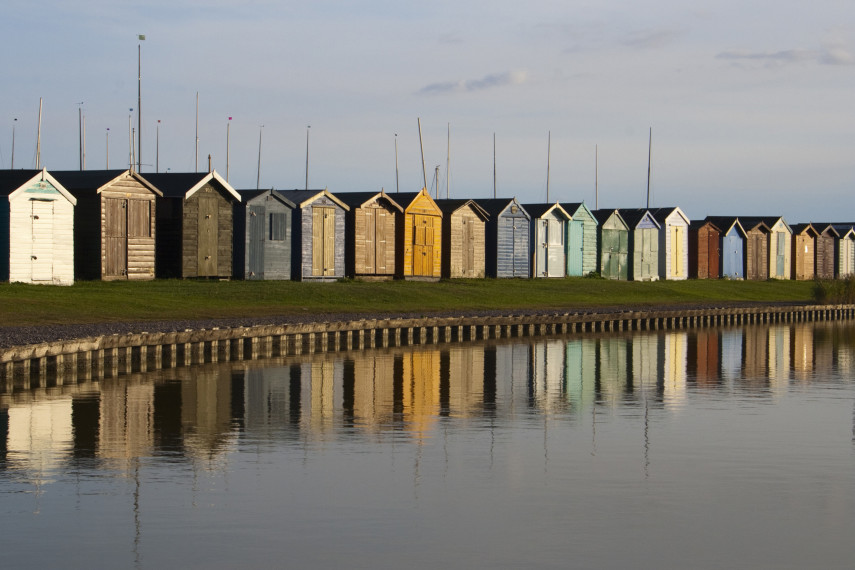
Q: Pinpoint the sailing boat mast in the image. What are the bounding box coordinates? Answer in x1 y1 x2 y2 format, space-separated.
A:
493 133 497 199
418 117 427 191
36 98 42 169
446 122 450 198
595 144 599 210
646 127 652 209
546 130 551 202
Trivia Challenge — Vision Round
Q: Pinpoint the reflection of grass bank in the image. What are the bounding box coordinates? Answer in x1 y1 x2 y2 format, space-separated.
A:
812 276 855 304
0 278 817 328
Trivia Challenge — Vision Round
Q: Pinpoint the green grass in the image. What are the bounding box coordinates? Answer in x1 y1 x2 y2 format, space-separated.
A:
0 278 819 328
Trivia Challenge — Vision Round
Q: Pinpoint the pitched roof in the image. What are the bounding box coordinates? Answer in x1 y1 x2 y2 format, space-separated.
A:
236 189 297 208
649 206 690 226
476 198 531 220
434 199 489 220
51 169 162 196
618 208 660 229
520 202 570 220
591 208 627 228
561 202 597 224
141 171 239 201
335 190 403 212
275 189 349 210
704 216 744 236
0 169 77 204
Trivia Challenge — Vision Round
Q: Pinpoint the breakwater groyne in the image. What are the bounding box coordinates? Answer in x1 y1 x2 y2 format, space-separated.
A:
2 304 853 390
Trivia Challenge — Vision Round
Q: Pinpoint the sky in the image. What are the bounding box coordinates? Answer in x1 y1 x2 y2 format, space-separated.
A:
2 0 854 222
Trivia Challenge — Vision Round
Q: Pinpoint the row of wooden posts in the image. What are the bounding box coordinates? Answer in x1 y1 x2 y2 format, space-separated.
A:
2 303 852 388
2 168 853 285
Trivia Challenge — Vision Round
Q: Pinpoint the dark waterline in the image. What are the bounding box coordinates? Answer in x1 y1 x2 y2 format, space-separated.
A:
2 322 854 569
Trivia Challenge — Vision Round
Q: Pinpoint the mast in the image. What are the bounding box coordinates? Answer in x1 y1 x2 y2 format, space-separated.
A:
138 36 144 172
446 122 450 198
82 112 86 170
493 133 496 199
10 118 16 169
646 127 652 209
546 130 551 202
105 128 109 169
226 117 231 182
394 133 399 193
305 125 310 190
36 98 42 169
78 103 84 170
156 120 160 173
256 125 263 190
195 92 199 172
595 144 599 209
418 117 427 191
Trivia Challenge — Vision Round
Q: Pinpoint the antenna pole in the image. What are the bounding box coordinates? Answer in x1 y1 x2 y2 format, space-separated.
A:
446 122 450 198
256 125 263 190
595 144 599 209
137 38 142 172
305 125 310 190
195 92 199 172
418 117 427 190
493 133 497 198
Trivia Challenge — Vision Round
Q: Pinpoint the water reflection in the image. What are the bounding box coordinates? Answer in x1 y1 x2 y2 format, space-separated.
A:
3 321 853 476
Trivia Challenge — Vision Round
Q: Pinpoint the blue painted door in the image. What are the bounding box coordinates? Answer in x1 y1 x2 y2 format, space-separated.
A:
567 220 584 276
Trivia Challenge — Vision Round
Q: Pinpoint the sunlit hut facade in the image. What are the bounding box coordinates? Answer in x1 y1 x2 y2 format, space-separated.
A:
813 223 839 280
145 171 241 279
832 224 855 277
619 208 660 281
561 202 598 277
436 198 489 279
688 219 720 279
395 189 443 280
339 190 402 280
592 208 629 280
764 216 792 280
739 217 771 281
276 189 350 282
650 206 690 280
478 197 531 278
0 169 76 285
522 202 570 278
53 169 161 281
233 189 296 280
790 223 818 281
705 216 746 280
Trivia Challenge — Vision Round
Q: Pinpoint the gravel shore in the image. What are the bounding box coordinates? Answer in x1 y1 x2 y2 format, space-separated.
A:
0 301 808 350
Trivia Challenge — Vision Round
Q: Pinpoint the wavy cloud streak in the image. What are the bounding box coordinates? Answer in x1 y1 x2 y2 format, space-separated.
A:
419 71 527 95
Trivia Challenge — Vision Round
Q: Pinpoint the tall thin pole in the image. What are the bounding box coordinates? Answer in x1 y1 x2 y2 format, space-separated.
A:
646 127 652 209
493 133 497 198
78 104 83 170
226 117 231 182
36 98 42 169
82 113 86 170
106 128 109 169
546 130 551 202
595 144 599 209
11 119 16 168
417 117 427 190
256 125 263 190
195 92 199 172
156 120 160 173
128 110 133 169
305 125 310 190
446 122 450 198
11 118 16 169
137 37 144 172
394 133 399 193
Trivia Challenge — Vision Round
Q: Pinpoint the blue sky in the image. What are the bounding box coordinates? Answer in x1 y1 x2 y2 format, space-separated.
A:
3 1 854 222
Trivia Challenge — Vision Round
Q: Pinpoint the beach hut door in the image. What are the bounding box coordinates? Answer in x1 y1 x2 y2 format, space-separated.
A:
30 200 54 282
671 225 684 277
546 219 563 277
104 198 128 278
312 207 336 277
248 205 265 279
776 232 786 277
198 193 219 276
413 214 434 276
567 220 584 276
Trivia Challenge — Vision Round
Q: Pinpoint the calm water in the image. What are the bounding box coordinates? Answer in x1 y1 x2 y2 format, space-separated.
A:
2 322 855 569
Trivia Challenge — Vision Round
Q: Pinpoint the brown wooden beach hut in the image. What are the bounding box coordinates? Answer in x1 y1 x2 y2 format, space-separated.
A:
338 190 403 280
688 220 721 279
144 171 241 279
790 223 818 281
813 224 839 280
396 189 443 280
53 169 162 281
436 199 489 279
739 218 770 281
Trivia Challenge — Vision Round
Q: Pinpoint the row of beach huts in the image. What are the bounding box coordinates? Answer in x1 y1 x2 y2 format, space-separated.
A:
1 168 853 285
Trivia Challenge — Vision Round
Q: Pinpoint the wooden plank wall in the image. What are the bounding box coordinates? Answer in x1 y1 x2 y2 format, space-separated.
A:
443 206 485 278
182 184 233 278
401 194 441 278
100 177 156 281
494 211 529 278
299 195 345 280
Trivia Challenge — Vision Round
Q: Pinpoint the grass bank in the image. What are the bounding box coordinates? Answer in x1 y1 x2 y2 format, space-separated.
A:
0 278 818 328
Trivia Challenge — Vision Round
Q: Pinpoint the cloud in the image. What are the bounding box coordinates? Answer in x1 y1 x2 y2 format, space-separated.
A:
419 71 526 95
717 45 855 67
621 29 680 50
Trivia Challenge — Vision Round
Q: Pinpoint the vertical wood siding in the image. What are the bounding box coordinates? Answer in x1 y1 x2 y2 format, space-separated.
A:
815 231 836 280
8 181 74 285
768 222 791 280
99 177 156 281
442 205 485 278
299 195 345 281
182 183 233 278
401 193 441 278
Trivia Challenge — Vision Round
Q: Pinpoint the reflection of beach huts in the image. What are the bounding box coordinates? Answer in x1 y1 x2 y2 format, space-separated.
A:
0 169 76 285
689 220 721 279
813 224 839 280
790 223 818 281
233 189 296 280
651 207 690 280
740 218 770 281
523 202 570 278
54 169 162 281
620 209 660 281
478 198 531 278
832 224 855 277
561 202 598 277
145 171 241 279
338 191 402 280
436 199 489 279
688 330 721 387
592 209 629 280
276 189 350 281
396 189 443 280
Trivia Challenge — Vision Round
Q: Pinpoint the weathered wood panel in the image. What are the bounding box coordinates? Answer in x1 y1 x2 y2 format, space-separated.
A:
793 232 815 281
442 205 485 278
745 228 768 281
815 231 836 280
